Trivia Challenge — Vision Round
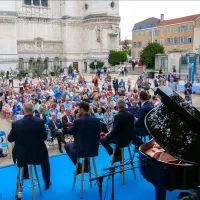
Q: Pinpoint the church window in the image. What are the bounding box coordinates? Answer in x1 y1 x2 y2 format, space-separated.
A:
33 0 39 6
24 0 31 5
41 0 48 6
24 0 48 6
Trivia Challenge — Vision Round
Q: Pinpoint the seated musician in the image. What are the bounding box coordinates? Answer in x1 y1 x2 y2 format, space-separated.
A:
62 108 74 135
100 99 133 162
133 91 153 147
47 112 66 153
64 102 101 174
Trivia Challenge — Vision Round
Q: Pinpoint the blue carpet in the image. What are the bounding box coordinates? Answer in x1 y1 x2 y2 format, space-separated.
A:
0 146 182 200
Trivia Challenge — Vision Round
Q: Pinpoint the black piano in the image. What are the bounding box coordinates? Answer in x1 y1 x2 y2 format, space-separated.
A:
139 86 200 200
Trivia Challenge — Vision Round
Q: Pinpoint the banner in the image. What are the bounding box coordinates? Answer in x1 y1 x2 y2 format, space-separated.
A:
188 54 196 84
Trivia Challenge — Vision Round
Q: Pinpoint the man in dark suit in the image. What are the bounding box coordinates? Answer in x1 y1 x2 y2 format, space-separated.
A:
8 103 51 189
100 99 134 162
62 108 74 134
47 113 66 153
133 91 153 146
64 102 101 174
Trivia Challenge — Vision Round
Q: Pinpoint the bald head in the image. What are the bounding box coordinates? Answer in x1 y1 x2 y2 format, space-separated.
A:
23 103 34 115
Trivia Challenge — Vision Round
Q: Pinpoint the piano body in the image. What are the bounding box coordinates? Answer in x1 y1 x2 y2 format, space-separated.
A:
139 86 200 200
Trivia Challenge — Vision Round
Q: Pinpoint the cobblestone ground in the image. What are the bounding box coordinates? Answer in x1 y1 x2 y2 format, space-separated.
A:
0 73 200 166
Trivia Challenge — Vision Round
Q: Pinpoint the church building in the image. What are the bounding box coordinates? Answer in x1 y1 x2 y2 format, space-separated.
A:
0 0 120 73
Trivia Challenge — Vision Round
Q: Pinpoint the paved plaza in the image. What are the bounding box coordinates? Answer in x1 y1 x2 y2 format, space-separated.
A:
1 73 200 166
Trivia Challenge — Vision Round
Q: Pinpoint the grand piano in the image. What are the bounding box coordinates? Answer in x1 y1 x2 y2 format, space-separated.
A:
139 86 200 200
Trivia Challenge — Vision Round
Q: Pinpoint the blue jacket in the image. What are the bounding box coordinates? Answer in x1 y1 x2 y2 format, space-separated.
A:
135 101 153 129
128 106 140 118
68 114 101 158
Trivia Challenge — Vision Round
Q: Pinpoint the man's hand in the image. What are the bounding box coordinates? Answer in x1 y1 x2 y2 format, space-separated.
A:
134 117 138 121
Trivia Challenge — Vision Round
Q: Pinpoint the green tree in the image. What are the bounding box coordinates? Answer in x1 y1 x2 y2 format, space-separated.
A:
108 50 127 65
122 39 131 51
89 61 104 69
68 65 73 74
0 70 5 78
140 42 165 69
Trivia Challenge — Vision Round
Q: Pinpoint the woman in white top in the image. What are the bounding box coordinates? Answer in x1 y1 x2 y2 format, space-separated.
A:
57 105 66 121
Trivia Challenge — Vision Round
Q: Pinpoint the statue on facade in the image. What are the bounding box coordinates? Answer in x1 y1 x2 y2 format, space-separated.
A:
96 26 101 42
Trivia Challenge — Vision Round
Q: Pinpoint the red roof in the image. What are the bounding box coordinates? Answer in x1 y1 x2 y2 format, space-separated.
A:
156 14 200 27
135 17 160 25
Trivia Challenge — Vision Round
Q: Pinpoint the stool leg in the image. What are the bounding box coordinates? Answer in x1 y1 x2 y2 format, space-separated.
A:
72 158 80 190
80 159 85 199
121 149 125 185
110 147 117 166
30 165 36 200
15 168 21 200
34 166 42 196
128 147 136 180
88 158 92 188
92 158 100 191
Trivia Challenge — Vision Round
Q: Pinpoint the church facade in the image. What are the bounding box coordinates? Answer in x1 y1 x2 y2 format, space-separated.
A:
0 0 120 73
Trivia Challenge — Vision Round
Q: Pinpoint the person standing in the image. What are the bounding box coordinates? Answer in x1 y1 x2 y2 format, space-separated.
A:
100 99 134 162
184 79 193 103
112 77 118 94
9 72 14 87
168 77 177 92
8 103 51 189
64 102 101 173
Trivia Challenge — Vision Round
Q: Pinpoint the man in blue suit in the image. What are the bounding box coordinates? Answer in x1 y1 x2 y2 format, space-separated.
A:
64 101 101 174
133 91 153 146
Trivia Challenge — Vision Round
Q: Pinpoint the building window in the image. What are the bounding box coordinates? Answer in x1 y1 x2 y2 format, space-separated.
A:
138 41 142 48
188 24 192 31
143 31 146 37
138 32 141 38
143 41 146 47
174 37 177 44
174 26 177 33
154 30 159 36
161 28 164 35
184 37 187 44
24 0 48 6
133 42 137 48
41 0 48 6
167 38 171 45
160 39 165 45
180 26 186 32
133 33 136 39
24 0 31 5
132 51 136 58
167 27 171 34
149 31 152 36
180 37 184 44
188 36 192 43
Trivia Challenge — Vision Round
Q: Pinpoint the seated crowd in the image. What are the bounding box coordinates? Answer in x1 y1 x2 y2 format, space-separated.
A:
0 72 162 156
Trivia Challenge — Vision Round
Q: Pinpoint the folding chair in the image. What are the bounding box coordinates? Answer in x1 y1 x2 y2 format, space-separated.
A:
0 130 11 158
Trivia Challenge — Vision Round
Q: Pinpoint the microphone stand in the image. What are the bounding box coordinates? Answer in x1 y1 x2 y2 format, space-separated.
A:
90 159 147 200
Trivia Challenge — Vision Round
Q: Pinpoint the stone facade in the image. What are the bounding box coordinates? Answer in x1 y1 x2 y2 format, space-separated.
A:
0 0 120 72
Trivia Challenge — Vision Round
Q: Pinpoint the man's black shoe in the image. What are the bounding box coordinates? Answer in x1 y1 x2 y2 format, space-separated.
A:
45 182 51 189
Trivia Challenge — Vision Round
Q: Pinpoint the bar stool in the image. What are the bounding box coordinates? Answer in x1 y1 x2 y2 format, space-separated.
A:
15 165 42 200
110 141 136 185
72 157 99 199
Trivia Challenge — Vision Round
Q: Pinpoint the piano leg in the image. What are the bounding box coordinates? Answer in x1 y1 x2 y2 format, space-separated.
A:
155 187 166 200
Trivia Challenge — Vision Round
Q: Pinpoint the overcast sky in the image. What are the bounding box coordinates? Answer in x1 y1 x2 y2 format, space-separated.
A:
119 1 200 40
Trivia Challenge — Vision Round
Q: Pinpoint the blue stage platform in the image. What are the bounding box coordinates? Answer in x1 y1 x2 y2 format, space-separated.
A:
0 146 183 200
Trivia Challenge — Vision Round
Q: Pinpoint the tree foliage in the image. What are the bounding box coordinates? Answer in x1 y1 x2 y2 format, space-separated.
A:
122 39 131 51
108 50 127 65
89 61 104 69
140 42 165 69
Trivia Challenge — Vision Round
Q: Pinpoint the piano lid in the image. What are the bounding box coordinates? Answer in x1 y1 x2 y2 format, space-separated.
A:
145 86 200 164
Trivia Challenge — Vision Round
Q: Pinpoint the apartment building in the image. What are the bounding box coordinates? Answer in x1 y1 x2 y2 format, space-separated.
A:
132 14 200 59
